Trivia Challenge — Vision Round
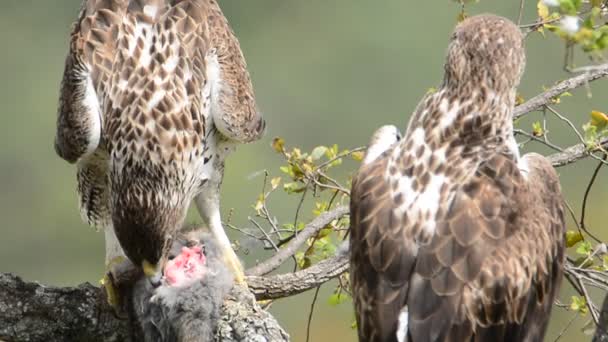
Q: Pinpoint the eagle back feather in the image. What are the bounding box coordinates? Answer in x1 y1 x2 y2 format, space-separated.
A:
350 15 565 342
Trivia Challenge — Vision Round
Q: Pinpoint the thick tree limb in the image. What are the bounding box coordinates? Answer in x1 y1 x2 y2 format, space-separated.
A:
0 273 129 342
0 273 289 342
246 206 349 277
514 63 608 119
247 243 349 300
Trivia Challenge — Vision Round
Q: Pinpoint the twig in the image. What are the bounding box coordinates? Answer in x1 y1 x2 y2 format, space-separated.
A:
554 313 578 341
245 206 349 276
546 106 586 145
314 147 366 171
514 128 564 152
580 154 607 235
250 218 280 252
517 0 525 25
306 286 321 342
514 63 608 119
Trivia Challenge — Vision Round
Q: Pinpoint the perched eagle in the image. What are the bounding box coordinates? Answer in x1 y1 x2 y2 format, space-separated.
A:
349 15 566 342
55 0 264 288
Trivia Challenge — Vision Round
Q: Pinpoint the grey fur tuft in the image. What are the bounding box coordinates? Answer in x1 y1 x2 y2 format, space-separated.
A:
132 232 234 342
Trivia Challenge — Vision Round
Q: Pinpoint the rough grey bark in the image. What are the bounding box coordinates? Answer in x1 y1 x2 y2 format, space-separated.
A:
0 273 289 342
216 286 289 342
248 245 349 301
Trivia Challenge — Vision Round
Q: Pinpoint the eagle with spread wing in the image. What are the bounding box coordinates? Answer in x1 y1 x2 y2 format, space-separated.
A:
349 15 566 342
55 0 264 295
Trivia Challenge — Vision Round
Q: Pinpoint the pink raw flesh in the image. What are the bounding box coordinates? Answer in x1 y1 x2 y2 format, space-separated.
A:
164 246 206 286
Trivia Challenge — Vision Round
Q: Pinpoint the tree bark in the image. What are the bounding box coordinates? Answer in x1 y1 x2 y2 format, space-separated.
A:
0 273 289 342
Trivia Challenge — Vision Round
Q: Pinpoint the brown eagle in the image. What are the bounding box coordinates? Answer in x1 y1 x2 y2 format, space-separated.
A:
55 0 264 294
349 15 566 342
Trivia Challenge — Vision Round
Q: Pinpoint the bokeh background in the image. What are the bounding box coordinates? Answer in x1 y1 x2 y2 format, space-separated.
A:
1 0 607 341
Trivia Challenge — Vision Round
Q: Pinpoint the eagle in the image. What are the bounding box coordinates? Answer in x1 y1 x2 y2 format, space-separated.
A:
54 0 264 296
349 15 566 342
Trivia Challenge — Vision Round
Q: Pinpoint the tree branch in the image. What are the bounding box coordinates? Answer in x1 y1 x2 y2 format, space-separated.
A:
247 245 349 300
0 273 289 342
246 206 349 277
514 63 608 119
0 273 129 342
547 137 608 167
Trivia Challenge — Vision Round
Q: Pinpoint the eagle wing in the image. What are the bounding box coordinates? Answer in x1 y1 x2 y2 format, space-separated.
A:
56 0 263 229
407 152 565 341
350 151 417 342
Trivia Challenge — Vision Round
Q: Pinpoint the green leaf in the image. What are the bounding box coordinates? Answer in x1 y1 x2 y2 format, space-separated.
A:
538 1 550 20
351 151 365 162
576 241 593 256
532 121 544 137
327 292 349 306
311 146 328 161
566 230 584 247
295 251 312 269
283 182 305 194
570 295 588 314
270 177 281 190
591 110 608 130
253 193 265 214
272 137 285 153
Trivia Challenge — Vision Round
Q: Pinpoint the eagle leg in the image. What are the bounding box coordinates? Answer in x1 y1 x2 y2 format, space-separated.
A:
195 192 246 285
100 225 135 314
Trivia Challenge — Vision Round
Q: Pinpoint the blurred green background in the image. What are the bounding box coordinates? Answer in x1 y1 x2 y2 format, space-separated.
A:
1 0 607 341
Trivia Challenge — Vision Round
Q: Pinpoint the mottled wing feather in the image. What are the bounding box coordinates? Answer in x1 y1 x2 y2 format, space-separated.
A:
77 150 111 227
55 2 106 164
350 154 416 342
206 2 265 143
407 153 565 342
56 0 127 226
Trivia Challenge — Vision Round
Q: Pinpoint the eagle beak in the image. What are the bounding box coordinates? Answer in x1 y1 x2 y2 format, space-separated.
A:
142 260 162 287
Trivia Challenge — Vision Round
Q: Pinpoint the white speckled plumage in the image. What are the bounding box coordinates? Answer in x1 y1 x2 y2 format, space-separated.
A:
55 0 265 281
350 15 566 342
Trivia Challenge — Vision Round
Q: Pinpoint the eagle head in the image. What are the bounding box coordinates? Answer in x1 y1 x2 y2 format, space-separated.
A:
445 15 525 92
110 162 193 278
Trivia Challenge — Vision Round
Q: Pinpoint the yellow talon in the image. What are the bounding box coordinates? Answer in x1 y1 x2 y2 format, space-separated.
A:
223 252 246 285
142 260 158 277
101 273 120 308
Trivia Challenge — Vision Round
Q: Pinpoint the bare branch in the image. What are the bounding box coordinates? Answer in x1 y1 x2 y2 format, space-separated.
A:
247 249 349 300
580 155 607 234
514 63 608 119
246 206 349 277
305 286 321 342
547 137 608 167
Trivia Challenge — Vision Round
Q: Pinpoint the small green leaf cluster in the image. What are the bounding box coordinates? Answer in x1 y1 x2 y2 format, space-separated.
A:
540 0 608 54
583 110 608 150
259 138 363 311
